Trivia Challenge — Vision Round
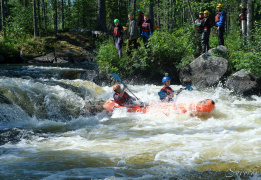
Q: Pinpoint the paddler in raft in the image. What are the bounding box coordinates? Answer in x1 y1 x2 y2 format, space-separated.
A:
159 73 175 102
113 84 136 106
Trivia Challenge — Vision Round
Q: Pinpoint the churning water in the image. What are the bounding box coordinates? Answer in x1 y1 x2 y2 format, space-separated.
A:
0 65 260 179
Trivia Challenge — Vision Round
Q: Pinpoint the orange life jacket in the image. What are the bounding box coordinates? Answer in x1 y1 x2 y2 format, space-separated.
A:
142 22 150 32
113 92 130 105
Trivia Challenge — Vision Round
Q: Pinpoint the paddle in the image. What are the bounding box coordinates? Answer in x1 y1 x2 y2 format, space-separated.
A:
111 73 140 100
158 85 193 99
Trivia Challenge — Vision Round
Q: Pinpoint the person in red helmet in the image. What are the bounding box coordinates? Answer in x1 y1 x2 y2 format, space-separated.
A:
113 84 135 106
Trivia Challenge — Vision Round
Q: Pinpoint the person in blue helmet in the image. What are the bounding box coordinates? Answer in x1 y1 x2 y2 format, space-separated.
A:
159 73 174 102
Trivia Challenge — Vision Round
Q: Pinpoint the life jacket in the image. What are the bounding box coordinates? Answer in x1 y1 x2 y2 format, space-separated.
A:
142 22 150 32
215 11 227 23
196 18 204 31
160 86 174 101
204 17 212 31
114 26 122 37
113 92 130 106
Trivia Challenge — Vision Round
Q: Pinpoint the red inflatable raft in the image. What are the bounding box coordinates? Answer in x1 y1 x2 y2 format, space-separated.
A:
103 99 215 116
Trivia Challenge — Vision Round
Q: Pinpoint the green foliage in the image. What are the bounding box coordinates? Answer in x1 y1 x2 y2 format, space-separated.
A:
229 51 261 75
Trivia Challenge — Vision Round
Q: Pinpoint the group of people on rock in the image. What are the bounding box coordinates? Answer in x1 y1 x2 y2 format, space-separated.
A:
113 9 153 58
195 3 227 54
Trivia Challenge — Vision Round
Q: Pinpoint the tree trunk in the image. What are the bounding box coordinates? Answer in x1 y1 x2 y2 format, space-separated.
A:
42 0 47 35
157 0 160 26
241 0 247 45
37 0 41 36
170 0 173 28
118 0 121 19
1 0 5 36
149 0 154 26
97 0 106 32
246 0 252 41
54 0 57 35
62 0 64 30
68 0 71 27
133 0 136 19
33 0 38 37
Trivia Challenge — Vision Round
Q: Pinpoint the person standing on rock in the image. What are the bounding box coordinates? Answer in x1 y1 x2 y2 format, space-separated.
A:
215 4 227 46
113 19 124 58
137 9 144 37
195 12 205 54
195 12 204 34
127 13 139 56
141 15 153 48
201 10 212 54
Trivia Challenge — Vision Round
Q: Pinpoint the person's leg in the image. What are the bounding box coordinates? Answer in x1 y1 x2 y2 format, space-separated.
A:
133 38 137 49
220 26 225 45
206 32 210 51
201 32 207 53
143 36 148 48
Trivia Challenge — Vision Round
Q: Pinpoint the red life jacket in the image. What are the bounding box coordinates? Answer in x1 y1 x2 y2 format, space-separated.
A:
204 17 212 31
215 11 227 23
196 18 204 31
114 26 121 37
113 92 130 106
142 22 150 32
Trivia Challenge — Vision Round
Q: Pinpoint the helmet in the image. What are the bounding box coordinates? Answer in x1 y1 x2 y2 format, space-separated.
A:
199 12 204 14
162 76 171 83
204 10 209 15
217 3 222 8
114 19 119 23
137 9 143 13
113 84 120 91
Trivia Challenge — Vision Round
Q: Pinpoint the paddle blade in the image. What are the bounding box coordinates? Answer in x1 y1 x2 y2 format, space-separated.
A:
186 85 193 91
158 92 167 99
111 73 122 82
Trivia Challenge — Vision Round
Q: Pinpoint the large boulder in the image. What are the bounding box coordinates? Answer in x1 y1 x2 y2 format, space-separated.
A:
179 53 229 88
225 69 261 96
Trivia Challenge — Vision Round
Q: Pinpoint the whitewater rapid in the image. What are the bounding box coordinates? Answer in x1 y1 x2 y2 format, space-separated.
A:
0 69 260 179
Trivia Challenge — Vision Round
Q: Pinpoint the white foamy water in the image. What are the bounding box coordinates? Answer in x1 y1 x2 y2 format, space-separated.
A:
0 83 260 179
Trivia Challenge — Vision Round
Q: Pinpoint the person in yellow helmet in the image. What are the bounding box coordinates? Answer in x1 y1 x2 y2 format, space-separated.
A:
201 10 212 54
195 12 204 34
239 4 247 30
215 4 227 46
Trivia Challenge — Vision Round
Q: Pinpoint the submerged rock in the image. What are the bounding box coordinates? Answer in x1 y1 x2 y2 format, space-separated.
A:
179 53 229 88
225 69 261 96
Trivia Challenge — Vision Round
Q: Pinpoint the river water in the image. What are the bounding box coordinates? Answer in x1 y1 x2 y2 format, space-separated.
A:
0 65 260 180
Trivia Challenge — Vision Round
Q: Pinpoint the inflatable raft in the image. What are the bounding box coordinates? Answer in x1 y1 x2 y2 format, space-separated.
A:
103 99 215 116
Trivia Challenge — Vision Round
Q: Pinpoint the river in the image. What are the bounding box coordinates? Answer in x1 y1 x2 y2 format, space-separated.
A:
0 65 260 179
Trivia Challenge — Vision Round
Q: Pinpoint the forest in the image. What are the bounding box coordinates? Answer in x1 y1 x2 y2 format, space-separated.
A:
0 0 261 78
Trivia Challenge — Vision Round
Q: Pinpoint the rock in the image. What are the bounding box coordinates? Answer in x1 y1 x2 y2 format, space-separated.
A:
208 45 229 59
179 53 229 88
225 69 261 96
